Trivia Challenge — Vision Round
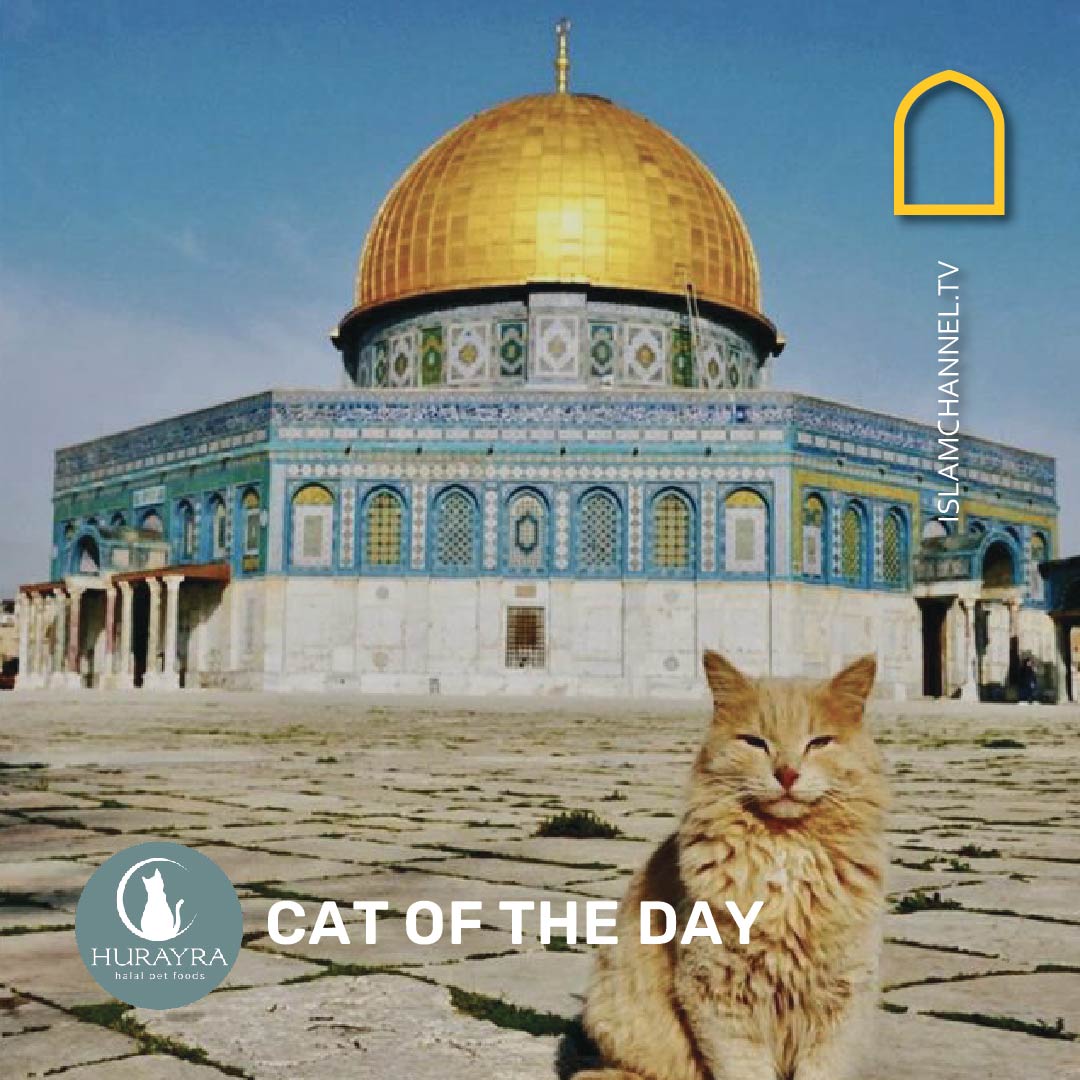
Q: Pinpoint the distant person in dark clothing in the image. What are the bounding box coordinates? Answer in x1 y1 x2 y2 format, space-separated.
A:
1019 657 1038 704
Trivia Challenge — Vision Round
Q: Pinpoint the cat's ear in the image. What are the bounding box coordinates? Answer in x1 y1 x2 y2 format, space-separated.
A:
703 650 754 711
823 655 877 722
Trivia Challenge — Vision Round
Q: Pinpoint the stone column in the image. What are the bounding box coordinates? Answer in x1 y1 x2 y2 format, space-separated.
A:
958 599 978 702
146 578 162 685
15 593 32 689
118 581 135 686
161 575 183 690
65 587 83 682
1006 598 1021 690
30 594 45 678
51 592 67 679
103 585 117 676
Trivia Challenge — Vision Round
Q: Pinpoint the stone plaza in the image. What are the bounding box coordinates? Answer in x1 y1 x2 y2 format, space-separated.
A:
1 690 1077 1079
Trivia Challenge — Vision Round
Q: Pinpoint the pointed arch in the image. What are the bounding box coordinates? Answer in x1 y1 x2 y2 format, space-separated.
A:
894 70 1005 216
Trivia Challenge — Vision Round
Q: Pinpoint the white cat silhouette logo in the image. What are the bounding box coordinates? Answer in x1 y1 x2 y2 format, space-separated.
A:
116 857 196 942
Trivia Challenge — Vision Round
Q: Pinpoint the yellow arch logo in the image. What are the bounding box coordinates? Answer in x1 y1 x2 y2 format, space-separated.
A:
894 70 1005 216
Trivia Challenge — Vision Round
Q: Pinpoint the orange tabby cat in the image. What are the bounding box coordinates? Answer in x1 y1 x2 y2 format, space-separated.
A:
578 651 887 1080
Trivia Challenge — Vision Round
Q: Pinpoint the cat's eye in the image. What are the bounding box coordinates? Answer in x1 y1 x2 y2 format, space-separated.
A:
805 735 835 751
736 734 770 752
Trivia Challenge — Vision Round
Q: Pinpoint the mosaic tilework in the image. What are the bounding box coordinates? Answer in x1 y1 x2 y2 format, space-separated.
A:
411 482 428 568
554 489 570 571
508 492 547 572
701 484 717 572
671 328 694 389
388 330 418 388
373 341 389 388
624 325 665 386
700 336 725 390
420 327 444 386
498 321 526 380
589 322 616 380
628 485 643 571
873 503 885 581
533 315 580 381
340 486 356 567
448 323 490 385
724 490 767 573
483 488 498 570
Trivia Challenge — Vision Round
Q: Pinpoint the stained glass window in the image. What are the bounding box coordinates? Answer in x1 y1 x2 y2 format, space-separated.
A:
508 491 548 572
882 510 906 585
434 488 477 570
841 504 865 584
802 494 825 577
577 490 621 573
653 491 691 571
291 484 334 568
725 489 767 573
365 490 404 567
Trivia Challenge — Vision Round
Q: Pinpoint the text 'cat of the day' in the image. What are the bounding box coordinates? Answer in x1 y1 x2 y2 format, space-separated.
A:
267 899 766 947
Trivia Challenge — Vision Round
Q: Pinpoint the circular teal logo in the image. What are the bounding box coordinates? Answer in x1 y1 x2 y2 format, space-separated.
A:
75 841 242 1009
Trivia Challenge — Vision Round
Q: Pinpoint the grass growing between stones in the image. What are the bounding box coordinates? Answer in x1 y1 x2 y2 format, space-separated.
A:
68 1002 252 1076
448 986 572 1037
924 1010 1076 1041
535 809 621 840
893 891 963 915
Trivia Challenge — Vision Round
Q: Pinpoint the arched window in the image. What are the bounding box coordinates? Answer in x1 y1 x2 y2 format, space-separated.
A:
882 509 907 586
982 539 1014 588
841 503 866 584
802 494 826 578
291 484 334 569
140 510 164 537
922 518 948 541
507 490 549 573
206 496 227 559
242 489 262 570
433 488 478 571
725 489 767 573
77 535 100 574
178 501 197 561
364 489 405 568
651 490 693 573
577 489 622 574
1030 533 1047 601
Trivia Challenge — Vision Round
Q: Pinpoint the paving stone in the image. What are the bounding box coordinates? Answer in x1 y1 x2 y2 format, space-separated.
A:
884 910 1080 968
0 930 112 1006
422 947 592 1017
0 1016 137 1076
865 1007 1080 1079
880 940 1017 990
136 974 558 1079
887 970 1080 1033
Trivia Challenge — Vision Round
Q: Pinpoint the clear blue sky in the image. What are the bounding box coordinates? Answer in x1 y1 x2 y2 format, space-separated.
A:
1 0 1077 593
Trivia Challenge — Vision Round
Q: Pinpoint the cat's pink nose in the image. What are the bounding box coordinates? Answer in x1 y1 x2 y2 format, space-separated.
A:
775 765 800 791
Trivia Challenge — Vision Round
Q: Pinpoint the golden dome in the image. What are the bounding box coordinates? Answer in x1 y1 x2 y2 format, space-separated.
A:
354 92 764 322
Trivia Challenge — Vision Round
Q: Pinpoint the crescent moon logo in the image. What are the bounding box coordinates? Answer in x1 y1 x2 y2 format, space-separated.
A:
115 857 197 941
